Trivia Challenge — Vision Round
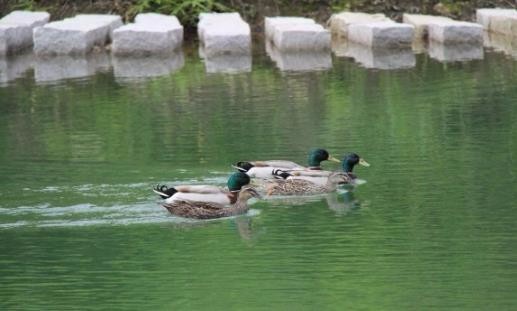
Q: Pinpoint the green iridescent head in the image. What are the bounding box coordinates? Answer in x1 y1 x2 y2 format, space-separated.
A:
342 153 370 172
307 148 340 167
227 171 251 192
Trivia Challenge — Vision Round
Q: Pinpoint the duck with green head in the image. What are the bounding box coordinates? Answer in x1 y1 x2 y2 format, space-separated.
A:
234 148 341 179
153 171 251 205
278 152 370 186
162 186 261 219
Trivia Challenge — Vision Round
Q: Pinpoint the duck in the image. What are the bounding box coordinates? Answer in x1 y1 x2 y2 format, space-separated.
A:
162 186 261 219
262 171 351 196
283 153 370 186
234 148 340 179
153 171 251 205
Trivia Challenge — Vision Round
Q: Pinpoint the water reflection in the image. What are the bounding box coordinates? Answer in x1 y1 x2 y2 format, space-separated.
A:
428 41 484 62
266 41 332 72
34 52 111 83
0 52 34 83
484 32 517 60
334 40 415 70
198 46 251 73
113 52 185 79
325 191 363 215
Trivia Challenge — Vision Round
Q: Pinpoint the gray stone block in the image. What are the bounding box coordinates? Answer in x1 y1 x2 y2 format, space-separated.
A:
272 23 330 51
348 22 414 48
428 41 484 62
328 12 392 38
264 17 315 40
112 13 183 56
402 14 453 40
198 13 251 57
428 21 483 44
476 8 517 31
0 11 49 55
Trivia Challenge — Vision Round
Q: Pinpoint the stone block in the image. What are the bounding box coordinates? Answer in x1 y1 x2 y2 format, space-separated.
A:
112 13 183 56
402 14 452 40
34 15 122 56
476 8 517 31
0 11 49 55
272 23 330 51
198 13 251 57
328 12 392 38
489 14 517 36
347 22 414 48
428 21 483 44
264 17 315 40
428 41 484 62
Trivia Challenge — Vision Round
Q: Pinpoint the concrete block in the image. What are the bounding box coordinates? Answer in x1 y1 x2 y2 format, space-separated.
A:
198 13 251 57
476 8 517 30
266 41 331 71
428 41 484 62
34 15 122 56
489 14 517 36
402 14 452 40
0 11 49 55
428 21 483 44
264 17 315 40
34 52 110 83
112 13 183 56
113 52 184 79
272 23 330 51
328 12 392 38
348 22 414 48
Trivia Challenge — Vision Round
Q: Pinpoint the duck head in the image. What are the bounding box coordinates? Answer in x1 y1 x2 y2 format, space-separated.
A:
342 153 370 173
308 148 340 168
233 161 254 172
227 171 251 192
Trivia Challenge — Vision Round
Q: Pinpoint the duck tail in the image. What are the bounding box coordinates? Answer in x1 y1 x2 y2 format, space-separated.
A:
153 185 177 199
272 169 291 180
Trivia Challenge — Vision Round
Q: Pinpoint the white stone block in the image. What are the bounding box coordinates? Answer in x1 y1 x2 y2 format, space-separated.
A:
428 41 484 62
113 52 184 79
272 23 330 51
34 15 122 56
428 21 483 44
34 52 110 83
328 12 392 37
0 11 49 55
112 14 183 56
348 22 414 48
264 17 315 40
476 8 517 30
198 13 251 57
333 40 415 69
489 14 517 36
402 14 452 40
266 41 331 71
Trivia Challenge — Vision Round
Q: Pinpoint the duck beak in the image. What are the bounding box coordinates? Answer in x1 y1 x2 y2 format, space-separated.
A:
359 158 370 167
231 165 247 172
328 155 341 163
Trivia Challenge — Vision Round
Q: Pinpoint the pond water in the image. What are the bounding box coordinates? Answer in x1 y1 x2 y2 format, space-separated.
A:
1 40 517 310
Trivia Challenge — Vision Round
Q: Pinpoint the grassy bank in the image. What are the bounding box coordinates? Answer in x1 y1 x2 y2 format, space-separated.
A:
1 0 515 32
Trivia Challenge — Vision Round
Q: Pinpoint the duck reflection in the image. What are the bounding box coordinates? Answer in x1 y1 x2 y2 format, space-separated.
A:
428 41 484 62
325 190 363 215
0 52 34 83
113 51 184 79
266 41 332 72
35 51 110 83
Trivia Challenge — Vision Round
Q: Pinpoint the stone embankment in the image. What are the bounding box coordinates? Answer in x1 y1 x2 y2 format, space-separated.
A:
1 7 517 80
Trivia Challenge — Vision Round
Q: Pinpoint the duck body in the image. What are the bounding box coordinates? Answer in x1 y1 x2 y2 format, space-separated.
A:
236 148 340 179
162 187 261 219
153 172 250 206
264 172 351 196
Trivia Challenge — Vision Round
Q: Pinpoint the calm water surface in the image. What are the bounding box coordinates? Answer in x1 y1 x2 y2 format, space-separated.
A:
1 42 516 310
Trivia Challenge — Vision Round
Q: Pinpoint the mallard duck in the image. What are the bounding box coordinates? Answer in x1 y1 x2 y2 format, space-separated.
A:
162 186 261 219
263 171 351 196
283 153 369 186
153 171 250 205
235 148 340 178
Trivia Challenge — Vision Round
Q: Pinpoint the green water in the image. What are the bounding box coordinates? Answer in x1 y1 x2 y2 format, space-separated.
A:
1 45 517 310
